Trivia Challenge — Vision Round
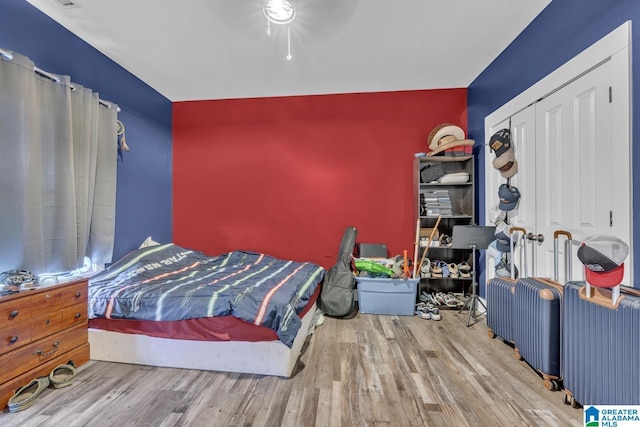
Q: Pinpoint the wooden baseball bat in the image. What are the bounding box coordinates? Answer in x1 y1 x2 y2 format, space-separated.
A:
417 215 442 276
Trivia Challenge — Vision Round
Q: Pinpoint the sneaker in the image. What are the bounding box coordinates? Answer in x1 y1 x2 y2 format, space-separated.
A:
429 306 442 321
420 258 431 278
439 234 452 247
415 308 432 320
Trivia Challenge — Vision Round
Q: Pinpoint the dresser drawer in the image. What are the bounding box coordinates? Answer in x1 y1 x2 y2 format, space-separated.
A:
32 289 63 312
62 303 88 329
0 319 32 356
31 310 63 341
0 297 32 322
0 324 87 385
61 282 88 307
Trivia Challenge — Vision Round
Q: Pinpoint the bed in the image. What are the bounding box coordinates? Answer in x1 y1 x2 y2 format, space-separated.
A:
87 243 325 377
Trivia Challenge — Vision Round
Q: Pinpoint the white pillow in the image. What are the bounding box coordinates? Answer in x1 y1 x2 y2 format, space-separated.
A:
139 236 160 248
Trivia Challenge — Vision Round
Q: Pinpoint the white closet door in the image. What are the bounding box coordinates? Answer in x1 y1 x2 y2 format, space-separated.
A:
533 60 628 283
499 106 536 278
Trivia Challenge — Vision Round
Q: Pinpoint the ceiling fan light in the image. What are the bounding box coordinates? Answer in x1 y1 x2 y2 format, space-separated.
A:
263 0 296 25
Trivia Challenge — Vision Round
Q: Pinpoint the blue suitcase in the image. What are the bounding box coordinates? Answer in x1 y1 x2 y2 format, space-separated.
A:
486 277 516 343
562 281 640 407
486 227 526 344
512 230 571 391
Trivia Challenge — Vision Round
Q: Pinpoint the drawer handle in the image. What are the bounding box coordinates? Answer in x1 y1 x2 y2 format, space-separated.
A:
74 313 81 319
9 336 18 344
45 294 51 300
9 310 19 318
75 292 82 298
45 319 51 325
33 341 60 358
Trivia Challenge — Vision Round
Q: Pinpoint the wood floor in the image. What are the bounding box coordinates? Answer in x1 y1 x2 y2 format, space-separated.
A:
1 309 582 427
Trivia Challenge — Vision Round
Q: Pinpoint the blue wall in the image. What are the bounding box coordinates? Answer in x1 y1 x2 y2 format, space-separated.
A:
0 0 173 262
469 0 640 291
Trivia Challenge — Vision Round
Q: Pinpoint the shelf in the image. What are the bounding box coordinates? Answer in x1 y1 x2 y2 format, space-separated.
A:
414 153 475 297
416 155 473 162
421 182 472 187
420 215 473 219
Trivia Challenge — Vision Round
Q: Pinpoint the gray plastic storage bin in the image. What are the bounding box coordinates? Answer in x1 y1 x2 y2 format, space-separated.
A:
356 277 418 316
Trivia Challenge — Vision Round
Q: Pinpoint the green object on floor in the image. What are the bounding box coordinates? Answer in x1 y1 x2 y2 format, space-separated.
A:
355 260 393 277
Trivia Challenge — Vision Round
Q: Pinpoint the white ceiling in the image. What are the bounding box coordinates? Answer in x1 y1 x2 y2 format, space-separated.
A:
27 0 551 102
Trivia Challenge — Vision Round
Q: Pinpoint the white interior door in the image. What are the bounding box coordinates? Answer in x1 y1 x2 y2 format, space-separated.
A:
533 60 622 282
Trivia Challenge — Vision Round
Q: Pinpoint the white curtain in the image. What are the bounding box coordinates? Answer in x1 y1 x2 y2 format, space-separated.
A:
0 50 117 275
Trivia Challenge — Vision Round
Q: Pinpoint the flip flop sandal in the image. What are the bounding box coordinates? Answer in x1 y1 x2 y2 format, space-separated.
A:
49 363 77 389
430 261 442 277
434 260 450 278
444 293 461 308
457 261 472 273
7 376 50 412
448 263 459 278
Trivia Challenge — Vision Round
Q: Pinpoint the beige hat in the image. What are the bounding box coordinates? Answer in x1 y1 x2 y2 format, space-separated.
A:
428 124 466 150
426 123 474 156
492 148 518 178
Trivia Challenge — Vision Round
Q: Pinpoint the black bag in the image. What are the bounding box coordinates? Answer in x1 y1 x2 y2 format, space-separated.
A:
420 164 445 183
318 226 358 317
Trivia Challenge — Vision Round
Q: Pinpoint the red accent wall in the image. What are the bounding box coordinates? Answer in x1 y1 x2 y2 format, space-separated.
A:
173 89 467 269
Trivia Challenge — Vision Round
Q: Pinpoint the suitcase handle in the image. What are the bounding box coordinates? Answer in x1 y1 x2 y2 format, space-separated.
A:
553 230 573 283
509 227 527 278
579 286 622 309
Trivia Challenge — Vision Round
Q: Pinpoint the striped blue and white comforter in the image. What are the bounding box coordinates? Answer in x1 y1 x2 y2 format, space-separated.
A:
88 244 325 347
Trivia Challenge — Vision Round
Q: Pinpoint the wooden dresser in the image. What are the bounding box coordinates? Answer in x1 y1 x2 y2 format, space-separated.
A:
0 278 90 410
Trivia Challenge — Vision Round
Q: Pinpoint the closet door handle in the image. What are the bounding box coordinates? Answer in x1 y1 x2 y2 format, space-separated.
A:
527 233 545 243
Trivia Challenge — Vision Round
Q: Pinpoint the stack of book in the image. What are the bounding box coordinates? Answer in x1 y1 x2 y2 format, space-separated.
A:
421 190 453 216
443 145 473 157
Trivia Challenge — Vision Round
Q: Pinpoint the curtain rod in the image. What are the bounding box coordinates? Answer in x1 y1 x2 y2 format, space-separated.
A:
2 48 121 113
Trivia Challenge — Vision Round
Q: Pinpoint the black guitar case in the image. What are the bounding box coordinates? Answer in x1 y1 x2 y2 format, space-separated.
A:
318 226 358 318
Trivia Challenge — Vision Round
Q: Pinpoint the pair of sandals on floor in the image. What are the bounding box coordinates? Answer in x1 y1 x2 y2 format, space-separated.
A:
421 260 471 278
7 363 77 412
420 291 464 309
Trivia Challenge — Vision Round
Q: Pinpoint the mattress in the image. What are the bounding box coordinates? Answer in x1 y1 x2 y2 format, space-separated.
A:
88 285 320 342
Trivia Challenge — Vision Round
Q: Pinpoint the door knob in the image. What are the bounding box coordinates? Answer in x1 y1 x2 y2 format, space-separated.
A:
527 233 545 242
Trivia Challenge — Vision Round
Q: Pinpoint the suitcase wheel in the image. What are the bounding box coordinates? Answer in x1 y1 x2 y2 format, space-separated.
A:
543 379 559 391
514 348 522 361
487 329 496 339
563 392 581 408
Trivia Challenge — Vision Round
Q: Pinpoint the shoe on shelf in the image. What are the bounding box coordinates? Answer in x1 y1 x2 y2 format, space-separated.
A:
448 263 459 278
7 376 50 412
430 261 442 277
439 234 452 247
420 258 431 278
457 261 472 273
49 363 77 389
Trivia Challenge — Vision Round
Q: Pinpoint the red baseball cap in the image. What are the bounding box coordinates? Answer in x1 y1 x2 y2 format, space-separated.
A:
577 235 629 288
